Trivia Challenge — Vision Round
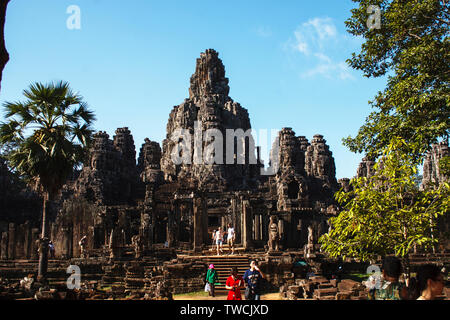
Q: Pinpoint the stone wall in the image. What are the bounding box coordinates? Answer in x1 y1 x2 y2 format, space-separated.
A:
0 222 39 260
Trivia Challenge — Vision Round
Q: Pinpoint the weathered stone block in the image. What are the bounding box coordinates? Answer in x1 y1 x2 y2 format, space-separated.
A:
313 287 337 299
335 291 352 300
288 285 300 295
337 279 360 292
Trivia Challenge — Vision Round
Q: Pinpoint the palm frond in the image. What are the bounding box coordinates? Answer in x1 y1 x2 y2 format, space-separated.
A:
0 81 96 194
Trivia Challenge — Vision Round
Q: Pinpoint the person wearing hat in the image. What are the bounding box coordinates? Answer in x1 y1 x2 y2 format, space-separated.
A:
205 264 218 297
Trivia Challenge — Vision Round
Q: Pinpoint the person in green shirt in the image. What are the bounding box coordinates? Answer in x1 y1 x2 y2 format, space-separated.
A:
206 264 218 297
374 256 408 300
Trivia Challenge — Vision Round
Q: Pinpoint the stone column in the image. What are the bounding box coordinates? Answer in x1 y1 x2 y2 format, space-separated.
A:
278 218 284 250
150 209 156 247
202 197 208 244
232 197 241 245
241 200 252 250
30 228 40 260
88 226 95 251
7 223 15 260
1 232 7 259
193 197 204 252
60 226 70 259
23 221 31 259
140 212 151 249
14 224 25 259
166 210 174 248
254 214 261 241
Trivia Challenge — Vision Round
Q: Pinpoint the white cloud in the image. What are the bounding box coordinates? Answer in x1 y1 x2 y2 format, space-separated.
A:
292 17 337 54
293 30 309 54
305 17 337 40
287 17 355 81
255 26 273 38
301 60 354 80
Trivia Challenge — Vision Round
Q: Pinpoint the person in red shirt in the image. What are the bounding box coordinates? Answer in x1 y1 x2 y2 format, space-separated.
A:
225 267 243 300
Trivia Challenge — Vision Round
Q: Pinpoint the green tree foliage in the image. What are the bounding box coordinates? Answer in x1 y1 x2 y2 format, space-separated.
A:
0 81 95 280
343 0 449 160
320 138 449 262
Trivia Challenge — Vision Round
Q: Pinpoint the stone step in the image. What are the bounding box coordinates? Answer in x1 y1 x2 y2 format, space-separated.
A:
202 255 250 292
207 264 249 268
313 287 337 299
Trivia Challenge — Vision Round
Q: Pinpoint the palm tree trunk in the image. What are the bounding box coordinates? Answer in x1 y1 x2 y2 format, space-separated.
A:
37 192 49 282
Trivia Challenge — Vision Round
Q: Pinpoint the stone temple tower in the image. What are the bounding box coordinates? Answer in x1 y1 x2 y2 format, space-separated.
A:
161 49 260 191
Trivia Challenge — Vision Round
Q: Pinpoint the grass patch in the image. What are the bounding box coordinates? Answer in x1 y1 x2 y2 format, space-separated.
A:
173 290 210 298
343 273 369 282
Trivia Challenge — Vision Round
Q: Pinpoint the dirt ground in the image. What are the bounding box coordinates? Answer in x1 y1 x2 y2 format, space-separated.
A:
173 292 282 300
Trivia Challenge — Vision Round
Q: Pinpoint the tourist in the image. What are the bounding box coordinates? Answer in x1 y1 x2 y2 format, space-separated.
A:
416 264 445 300
215 228 223 255
243 260 266 300
79 235 87 258
225 267 243 300
205 264 218 298
211 229 216 245
227 223 235 255
373 256 408 300
48 241 55 259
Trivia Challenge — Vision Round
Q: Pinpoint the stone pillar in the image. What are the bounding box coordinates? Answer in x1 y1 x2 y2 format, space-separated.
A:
150 210 156 247
14 224 25 259
166 210 174 248
193 197 204 252
232 197 241 245
140 212 151 249
241 200 252 250
60 226 70 259
7 223 15 260
88 226 95 251
278 218 284 250
202 197 208 244
23 221 31 259
1 232 7 259
30 228 40 260
255 214 261 241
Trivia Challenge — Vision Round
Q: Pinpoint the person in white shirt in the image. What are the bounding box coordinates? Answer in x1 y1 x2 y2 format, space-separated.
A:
215 228 223 255
227 223 235 255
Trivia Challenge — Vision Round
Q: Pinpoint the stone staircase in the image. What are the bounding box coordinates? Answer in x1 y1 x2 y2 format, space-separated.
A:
408 252 450 269
203 243 246 256
204 255 249 294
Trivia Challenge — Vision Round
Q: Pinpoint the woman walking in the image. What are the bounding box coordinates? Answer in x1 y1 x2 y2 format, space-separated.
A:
215 228 224 256
225 267 243 300
205 264 218 297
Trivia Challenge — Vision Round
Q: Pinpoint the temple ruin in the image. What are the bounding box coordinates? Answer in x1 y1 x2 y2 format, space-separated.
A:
0 49 448 300
15 48 337 260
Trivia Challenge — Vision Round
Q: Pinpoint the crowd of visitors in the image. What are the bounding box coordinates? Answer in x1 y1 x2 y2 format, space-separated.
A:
366 256 446 300
204 254 446 300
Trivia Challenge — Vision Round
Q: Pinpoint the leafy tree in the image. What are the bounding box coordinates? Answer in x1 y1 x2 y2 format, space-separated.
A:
343 0 449 161
0 81 95 281
320 138 449 274
439 155 450 176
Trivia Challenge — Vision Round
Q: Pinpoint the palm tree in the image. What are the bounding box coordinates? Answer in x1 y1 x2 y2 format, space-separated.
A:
0 81 95 281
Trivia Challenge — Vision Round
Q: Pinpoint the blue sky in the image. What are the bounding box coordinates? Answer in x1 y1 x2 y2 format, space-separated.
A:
1 0 388 179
